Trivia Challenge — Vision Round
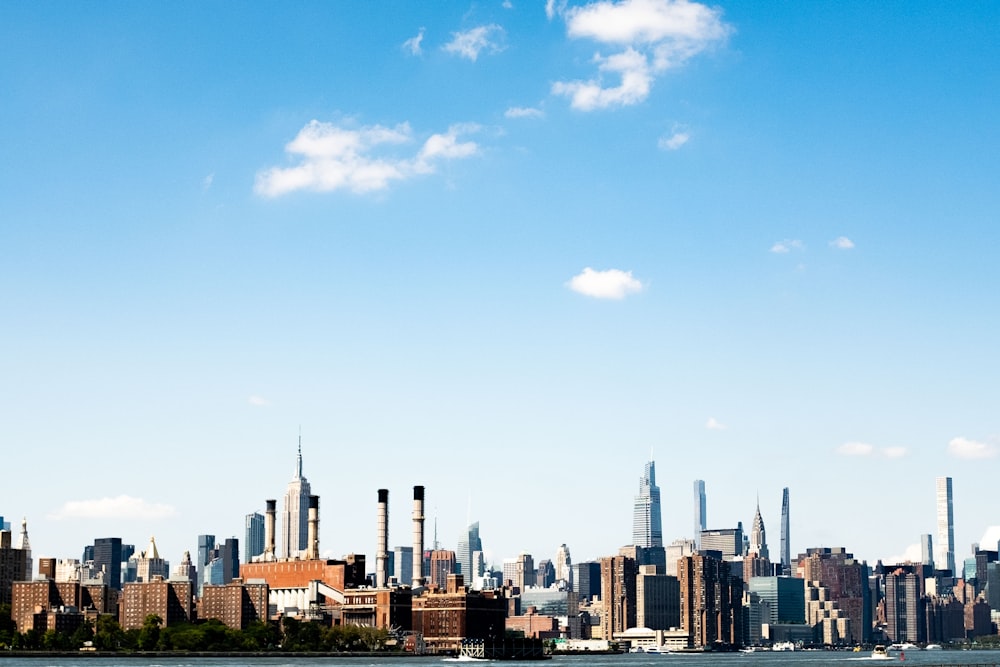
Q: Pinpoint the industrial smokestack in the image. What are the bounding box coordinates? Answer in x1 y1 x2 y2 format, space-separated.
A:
376 489 389 588
412 485 425 588
265 499 276 561
306 495 320 560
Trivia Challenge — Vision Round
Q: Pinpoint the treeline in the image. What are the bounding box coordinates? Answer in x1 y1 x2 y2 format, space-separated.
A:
0 604 392 653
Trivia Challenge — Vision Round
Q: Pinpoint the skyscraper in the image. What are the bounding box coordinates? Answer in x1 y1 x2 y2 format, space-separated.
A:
456 521 483 584
780 488 790 575
935 476 955 574
749 500 768 560
555 543 572 587
245 512 264 563
920 534 934 567
633 459 663 548
693 480 706 548
282 437 312 559
93 537 123 591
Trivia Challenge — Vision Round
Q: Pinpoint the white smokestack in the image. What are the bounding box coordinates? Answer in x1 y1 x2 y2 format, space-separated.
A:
376 489 389 588
265 499 276 561
306 495 319 560
412 485 425 588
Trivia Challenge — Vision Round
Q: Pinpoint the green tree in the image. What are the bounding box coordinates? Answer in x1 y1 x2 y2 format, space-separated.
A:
70 619 95 649
138 614 162 650
94 615 124 651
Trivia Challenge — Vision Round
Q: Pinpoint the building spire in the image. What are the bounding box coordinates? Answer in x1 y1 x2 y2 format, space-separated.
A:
296 426 303 479
17 517 30 551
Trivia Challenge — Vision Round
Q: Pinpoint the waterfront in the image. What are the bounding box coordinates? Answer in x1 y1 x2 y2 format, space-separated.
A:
3 652 1000 667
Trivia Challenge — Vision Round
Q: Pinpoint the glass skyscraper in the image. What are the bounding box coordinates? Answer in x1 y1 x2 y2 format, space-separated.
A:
633 459 663 548
936 476 955 574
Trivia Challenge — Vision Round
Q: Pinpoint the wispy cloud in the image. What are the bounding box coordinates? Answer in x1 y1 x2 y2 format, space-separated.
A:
505 106 545 119
836 441 907 458
402 28 425 56
552 0 731 110
248 395 271 407
947 436 998 460
658 125 690 150
254 120 479 197
770 239 804 254
567 267 643 299
202 173 215 190
48 495 177 520
443 25 506 61
830 236 855 250
705 417 727 431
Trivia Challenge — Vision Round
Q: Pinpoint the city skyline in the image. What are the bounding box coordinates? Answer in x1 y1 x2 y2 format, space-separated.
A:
2 2 998 574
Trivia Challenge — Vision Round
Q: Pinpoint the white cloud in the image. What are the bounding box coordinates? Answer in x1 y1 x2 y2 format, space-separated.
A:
567 267 643 299
705 417 727 431
837 441 874 456
770 239 804 253
503 0 513 8
48 495 177 521
505 106 545 119
830 236 855 249
255 120 479 197
884 543 923 565
402 28 425 56
443 24 506 61
248 395 271 407
947 436 999 460
553 0 731 110
837 441 907 458
202 172 214 190
981 526 1000 550
658 126 690 150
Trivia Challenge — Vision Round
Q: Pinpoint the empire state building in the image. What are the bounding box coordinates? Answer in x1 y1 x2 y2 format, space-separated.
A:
282 438 312 559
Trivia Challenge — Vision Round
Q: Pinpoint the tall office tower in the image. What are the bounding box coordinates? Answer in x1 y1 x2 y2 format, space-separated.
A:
747 576 805 625
197 535 215 595
920 534 934 567
134 536 168 582
456 521 483 584
935 476 955 574
665 539 696 577
700 526 744 561
220 538 240 583
172 550 196 588
572 561 601 601
244 512 265 563
677 551 742 648
693 480 706 548
633 459 663 548
428 549 456 590
885 568 924 643
536 559 555 588
555 543 572 587
780 488 790 575
636 564 681 630
282 438 312 559
93 537 123 591
599 555 638 640
748 501 769 560
393 546 413 586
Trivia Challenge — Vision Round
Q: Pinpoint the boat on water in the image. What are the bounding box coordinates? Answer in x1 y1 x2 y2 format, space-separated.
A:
925 644 942 650
443 655 490 662
771 641 795 651
871 645 890 659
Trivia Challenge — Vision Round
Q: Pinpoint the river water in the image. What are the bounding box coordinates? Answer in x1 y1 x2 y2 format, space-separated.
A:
0 651 1000 667
2 651 999 667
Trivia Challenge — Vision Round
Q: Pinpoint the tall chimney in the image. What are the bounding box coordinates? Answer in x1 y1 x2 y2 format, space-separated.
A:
306 495 320 560
376 489 389 588
264 499 276 561
412 485 425 588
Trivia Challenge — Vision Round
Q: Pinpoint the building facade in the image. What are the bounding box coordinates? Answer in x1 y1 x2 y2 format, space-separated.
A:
282 439 312 559
633 459 663 548
935 476 955 574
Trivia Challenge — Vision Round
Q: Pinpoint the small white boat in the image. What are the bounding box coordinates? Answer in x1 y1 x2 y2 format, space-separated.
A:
771 641 795 652
871 645 890 659
925 644 942 650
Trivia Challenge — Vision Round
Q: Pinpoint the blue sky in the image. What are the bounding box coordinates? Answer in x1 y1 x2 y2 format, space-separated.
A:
1 0 998 573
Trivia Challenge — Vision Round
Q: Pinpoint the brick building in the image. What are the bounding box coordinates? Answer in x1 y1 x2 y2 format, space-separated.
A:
200 579 269 629
120 576 193 629
412 575 507 652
